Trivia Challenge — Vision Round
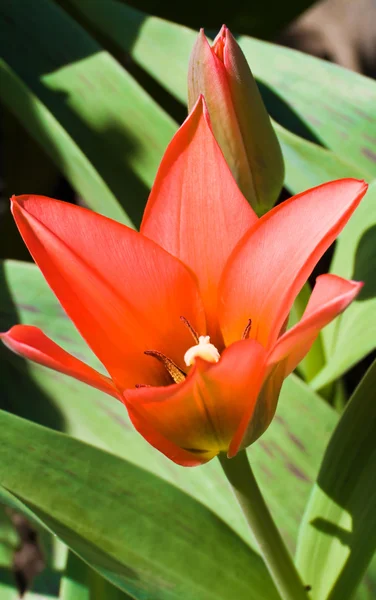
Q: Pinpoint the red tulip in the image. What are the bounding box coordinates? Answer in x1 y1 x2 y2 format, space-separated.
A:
1 97 366 466
188 26 284 216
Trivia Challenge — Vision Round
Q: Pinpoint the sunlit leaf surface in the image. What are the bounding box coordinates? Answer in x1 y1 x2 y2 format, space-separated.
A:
296 361 376 600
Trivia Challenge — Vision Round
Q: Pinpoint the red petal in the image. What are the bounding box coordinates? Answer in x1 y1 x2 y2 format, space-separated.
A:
220 179 367 348
1 325 118 398
125 339 266 463
141 97 257 347
126 405 212 467
269 274 362 376
11 196 205 390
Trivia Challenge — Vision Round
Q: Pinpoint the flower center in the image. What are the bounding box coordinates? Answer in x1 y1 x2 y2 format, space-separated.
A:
141 317 220 387
184 335 220 367
141 316 251 387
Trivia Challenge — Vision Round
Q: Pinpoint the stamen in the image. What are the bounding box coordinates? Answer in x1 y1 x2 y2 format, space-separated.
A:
144 350 186 384
180 316 199 344
135 383 151 388
242 318 252 340
184 336 220 367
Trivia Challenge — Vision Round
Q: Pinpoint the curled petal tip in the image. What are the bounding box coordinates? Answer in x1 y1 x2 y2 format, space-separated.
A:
10 194 18 209
346 177 368 190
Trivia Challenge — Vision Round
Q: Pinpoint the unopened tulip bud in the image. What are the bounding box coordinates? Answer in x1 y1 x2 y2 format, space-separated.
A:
188 26 284 216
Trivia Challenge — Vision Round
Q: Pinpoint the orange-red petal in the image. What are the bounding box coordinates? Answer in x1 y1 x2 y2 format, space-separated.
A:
11 195 206 390
219 179 367 349
126 405 213 467
141 96 257 347
268 274 362 377
125 339 267 464
1 325 118 398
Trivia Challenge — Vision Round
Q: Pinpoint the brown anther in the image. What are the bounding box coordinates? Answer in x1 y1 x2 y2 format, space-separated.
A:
144 350 186 384
135 384 151 388
242 318 252 340
180 316 199 344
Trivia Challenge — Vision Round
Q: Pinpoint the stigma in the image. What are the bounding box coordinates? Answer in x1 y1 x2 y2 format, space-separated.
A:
184 335 220 367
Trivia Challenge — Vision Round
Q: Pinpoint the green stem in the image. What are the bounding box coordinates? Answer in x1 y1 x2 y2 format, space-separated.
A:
219 451 309 600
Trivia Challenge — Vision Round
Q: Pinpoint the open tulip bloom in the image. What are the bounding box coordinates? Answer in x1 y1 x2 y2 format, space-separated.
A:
1 97 367 469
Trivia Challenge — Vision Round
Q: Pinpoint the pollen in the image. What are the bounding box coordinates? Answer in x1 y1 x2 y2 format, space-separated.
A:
184 336 220 367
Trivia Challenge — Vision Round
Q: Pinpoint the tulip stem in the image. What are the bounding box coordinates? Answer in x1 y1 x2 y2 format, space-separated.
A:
218 451 310 600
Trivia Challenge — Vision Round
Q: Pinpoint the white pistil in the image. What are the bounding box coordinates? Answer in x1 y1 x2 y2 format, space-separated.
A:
184 335 220 367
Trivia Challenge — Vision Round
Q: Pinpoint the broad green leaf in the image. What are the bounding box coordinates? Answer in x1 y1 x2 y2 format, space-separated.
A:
273 123 365 194
0 60 131 226
0 505 19 600
60 553 89 600
287 283 325 381
0 259 337 553
60 552 133 600
238 36 376 179
355 555 376 600
24 579 60 600
0 577 18 599
0 574 18 599
296 360 376 600
311 181 376 390
0 409 280 600
66 1 365 195
0 0 176 226
0 506 19 568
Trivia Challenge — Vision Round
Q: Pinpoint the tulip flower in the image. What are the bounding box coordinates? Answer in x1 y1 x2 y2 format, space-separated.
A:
1 97 366 467
188 26 284 216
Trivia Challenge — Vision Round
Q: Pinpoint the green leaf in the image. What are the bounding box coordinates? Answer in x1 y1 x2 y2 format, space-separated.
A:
60 552 134 600
273 122 366 194
0 409 280 600
0 59 131 227
65 1 365 196
237 36 376 179
296 360 376 600
0 575 18 599
311 181 376 390
0 0 177 226
60 553 89 600
0 60 130 227
287 282 325 381
0 506 19 568
0 505 19 600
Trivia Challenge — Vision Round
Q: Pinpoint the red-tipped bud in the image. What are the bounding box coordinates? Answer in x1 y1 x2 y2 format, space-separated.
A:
188 26 284 216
